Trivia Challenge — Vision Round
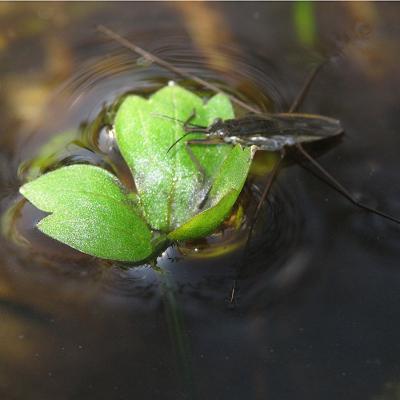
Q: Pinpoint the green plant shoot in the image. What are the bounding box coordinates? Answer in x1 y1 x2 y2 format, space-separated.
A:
19 84 253 262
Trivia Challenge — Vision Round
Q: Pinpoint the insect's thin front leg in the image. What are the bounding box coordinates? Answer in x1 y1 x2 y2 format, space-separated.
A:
229 148 286 304
289 61 326 113
186 139 223 146
166 110 207 153
295 143 400 225
183 109 196 130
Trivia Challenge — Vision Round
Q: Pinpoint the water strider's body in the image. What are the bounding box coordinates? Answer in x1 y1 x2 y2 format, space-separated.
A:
187 113 343 151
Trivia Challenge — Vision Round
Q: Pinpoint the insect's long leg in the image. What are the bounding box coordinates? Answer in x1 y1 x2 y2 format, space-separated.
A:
186 139 225 208
288 61 326 113
184 142 207 185
152 113 206 130
230 149 286 304
230 60 327 304
185 140 223 183
295 143 400 225
97 25 260 114
246 149 286 248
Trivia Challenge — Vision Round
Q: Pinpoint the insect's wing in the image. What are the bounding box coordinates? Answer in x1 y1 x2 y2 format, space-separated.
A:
272 113 343 142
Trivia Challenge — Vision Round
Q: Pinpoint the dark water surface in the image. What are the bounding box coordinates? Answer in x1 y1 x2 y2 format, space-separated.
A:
1 2 400 400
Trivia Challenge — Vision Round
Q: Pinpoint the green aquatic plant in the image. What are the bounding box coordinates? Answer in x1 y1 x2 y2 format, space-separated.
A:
293 1 317 48
20 84 253 262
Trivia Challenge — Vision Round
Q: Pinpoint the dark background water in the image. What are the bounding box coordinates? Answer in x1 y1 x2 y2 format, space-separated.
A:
0 2 400 399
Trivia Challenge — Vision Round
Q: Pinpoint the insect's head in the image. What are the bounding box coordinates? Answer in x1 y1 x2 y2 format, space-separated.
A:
208 118 226 139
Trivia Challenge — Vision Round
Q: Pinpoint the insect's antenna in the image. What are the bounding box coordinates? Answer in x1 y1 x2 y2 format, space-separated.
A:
167 130 209 153
97 25 261 114
167 132 196 153
295 143 400 225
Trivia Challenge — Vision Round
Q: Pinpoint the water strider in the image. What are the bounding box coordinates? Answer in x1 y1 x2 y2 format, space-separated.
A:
98 25 400 302
166 108 400 303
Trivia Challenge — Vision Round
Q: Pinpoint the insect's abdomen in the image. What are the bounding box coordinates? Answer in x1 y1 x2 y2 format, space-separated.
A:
223 116 278 137
224 113 342 139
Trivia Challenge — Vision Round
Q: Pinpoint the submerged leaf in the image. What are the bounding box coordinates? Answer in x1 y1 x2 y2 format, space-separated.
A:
18 130 79 181
20 165 155 262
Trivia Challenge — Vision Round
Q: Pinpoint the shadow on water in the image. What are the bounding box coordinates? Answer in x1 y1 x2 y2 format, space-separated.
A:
1 2 400 400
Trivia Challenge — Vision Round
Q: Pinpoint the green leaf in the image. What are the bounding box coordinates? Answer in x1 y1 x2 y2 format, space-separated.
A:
19 85 254 262
169 145 254 240
115 84 253 234
207 145 254 206
19 164 155 262
168 190 239 241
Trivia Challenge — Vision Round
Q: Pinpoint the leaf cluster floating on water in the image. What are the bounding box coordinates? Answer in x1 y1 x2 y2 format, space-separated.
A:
19 84 253 262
